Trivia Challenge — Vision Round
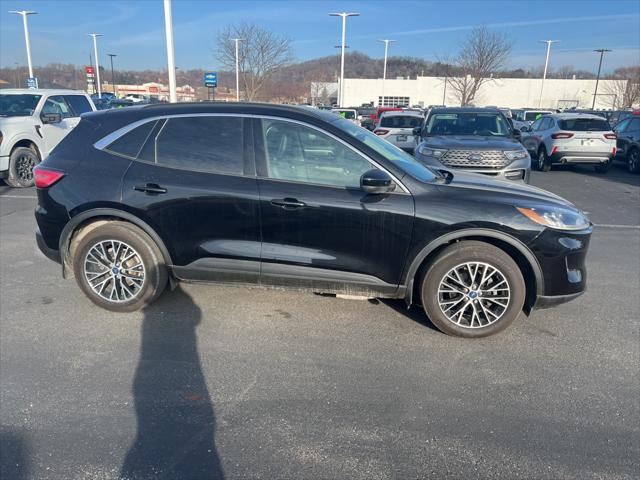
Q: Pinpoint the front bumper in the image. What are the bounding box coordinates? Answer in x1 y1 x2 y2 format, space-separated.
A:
0 155 9 174
36 228 61 263
415 153 531 183
529 226 592 300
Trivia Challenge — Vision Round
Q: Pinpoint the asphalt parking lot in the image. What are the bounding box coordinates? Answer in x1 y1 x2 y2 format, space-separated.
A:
1 163 639 479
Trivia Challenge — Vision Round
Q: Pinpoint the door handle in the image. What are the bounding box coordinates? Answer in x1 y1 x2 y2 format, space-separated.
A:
270 198 306 209
134 183 167 195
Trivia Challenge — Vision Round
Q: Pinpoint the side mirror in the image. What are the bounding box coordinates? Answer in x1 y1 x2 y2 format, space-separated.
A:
361 169 395 194
412 126 422 136
41 113 62 124
520 125 529 133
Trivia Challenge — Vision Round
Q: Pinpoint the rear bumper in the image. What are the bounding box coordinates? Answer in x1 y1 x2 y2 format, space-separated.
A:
36 228 61 263
550 150 613 164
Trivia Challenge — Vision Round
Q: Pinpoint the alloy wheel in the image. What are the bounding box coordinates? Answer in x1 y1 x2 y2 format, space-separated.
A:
83 240 146 303
16 153 36 182
437 262 511 329
629 150 640 173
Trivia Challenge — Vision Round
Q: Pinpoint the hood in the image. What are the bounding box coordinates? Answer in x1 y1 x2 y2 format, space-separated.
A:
421 135 523 150
439 169 577 210
0 115 38 127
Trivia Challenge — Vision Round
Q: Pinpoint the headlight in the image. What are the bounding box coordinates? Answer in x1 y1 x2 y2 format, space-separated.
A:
504 149 528 161
516 206 590 230
417 145 447 157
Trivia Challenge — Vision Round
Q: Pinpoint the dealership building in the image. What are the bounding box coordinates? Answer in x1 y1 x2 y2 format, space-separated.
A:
312 77 628 110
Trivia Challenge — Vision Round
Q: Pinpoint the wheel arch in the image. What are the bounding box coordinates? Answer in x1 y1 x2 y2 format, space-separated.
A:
10 138 42 160
403 228 544 314
59 208 173 278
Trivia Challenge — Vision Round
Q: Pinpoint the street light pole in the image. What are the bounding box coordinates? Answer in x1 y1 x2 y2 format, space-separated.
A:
163 0 178 103
329 12 359 107
10 10 37 81
107 54 117 97
592 48 612 109
88 33 103 98
378 39 395 107
538 40 559 108
232 38 243 102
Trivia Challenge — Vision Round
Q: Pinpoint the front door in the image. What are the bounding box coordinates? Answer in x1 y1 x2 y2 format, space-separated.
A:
38 95 80 157
121 115 261 283
254 117 414 295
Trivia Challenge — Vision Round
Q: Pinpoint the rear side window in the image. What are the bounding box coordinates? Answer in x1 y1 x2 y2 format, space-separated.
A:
106 121 158 159
64 95 93 116
154 116 244 175
559 118 611 131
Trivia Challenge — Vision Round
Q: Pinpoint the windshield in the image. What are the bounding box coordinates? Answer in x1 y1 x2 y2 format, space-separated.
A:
380 115 423 128
524 111 551 121
424 112 510 136
0 94 42 117
559 118 611 131
333 118 438 182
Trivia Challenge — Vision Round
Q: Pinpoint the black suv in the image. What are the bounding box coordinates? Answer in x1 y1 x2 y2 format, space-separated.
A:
613 114 640 173
34 103 592 338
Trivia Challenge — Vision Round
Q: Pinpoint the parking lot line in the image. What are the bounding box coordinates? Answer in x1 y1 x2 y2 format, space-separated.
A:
594 224 640 229
0 195 38 199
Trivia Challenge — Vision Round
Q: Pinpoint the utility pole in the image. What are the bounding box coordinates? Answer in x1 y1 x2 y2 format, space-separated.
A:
329 12 359 107
10 10 37 82
538 40 559 107
592 49 612 109
232 38 243 102
107 54 117 97
163 0 177 103
378 39 395 107
88 33 103 98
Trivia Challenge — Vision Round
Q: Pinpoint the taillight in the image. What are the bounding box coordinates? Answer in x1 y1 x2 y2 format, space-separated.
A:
374 129 389 136
604 133 616 139
34 166 65 188
612 147 617 156
551 132 574 139
551 146 558 155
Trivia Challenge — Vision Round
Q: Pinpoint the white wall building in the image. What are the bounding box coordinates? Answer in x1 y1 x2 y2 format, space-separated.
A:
330 76 627 109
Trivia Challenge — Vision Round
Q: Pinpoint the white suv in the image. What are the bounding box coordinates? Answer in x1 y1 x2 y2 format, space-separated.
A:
521 113 616 173
0 89 95 187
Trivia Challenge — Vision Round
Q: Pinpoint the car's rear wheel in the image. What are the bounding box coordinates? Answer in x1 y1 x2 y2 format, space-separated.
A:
72 222 168 312
628 149 640 174
594 161 611 173
421 241 525 338
537 148 551 172
6 146 40 188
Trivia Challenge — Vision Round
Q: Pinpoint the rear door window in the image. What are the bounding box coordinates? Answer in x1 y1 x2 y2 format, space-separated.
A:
154 116 244 175
64 95 93 116
106 121 159 159
559 118 611 131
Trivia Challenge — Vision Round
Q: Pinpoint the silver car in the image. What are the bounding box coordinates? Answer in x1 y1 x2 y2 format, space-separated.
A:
373 111 424 153
521 113 616 173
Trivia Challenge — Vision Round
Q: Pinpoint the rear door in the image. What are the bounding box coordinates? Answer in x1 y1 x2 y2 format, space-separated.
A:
254 117 414 295
120 115 261 282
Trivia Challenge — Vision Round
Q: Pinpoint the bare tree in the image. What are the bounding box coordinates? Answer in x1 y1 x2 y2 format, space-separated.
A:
217 23 292 101
447 26 512 106
602 66 640 109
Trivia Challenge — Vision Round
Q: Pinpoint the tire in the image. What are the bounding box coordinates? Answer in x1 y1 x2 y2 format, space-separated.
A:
594 161 611 173
420 241 526 338
537 148 551 172
72 221 168 312
6 146 40 188
628 149 640 174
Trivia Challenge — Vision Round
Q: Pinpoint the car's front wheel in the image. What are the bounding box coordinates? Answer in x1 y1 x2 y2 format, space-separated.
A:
72 221 168 312
421 241 526 337
6 146 40 188
628 149 640 174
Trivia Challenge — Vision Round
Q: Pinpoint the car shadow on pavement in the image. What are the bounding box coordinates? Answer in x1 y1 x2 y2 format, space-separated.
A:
120 287 224 480
0 429 30 480
555 163 640 188
381 299 441 333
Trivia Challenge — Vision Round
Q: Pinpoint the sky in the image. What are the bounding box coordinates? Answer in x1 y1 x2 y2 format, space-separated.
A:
1 0 639 74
